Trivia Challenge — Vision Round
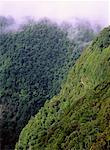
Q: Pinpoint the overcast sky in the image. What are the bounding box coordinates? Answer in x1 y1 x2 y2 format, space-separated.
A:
0 0 109 26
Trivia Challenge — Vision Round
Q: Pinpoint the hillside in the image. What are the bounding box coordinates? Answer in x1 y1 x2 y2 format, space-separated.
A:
16 27 110 150
0 19 97 149
0 20 73 149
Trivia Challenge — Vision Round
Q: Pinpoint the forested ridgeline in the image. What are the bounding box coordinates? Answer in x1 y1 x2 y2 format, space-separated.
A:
0 16 99 149
16 27 110 150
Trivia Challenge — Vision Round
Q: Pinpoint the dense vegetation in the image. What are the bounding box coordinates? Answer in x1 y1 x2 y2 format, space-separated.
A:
0 17 97 149
16 27 110 150
0 20 72 149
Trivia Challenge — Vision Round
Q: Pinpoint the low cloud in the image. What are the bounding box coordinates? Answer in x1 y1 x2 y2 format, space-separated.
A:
0 1 109 26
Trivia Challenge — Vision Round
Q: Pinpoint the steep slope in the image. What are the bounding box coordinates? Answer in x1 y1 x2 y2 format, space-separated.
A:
0 19 99 149
16 26 110 150
0 21 74 149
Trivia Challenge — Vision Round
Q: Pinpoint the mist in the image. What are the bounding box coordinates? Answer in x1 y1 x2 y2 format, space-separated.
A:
0 0 109 27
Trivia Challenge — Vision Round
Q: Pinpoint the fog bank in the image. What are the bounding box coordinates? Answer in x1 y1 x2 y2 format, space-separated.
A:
0 1 109 27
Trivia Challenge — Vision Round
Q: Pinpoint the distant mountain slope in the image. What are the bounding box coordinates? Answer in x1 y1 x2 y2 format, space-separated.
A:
16 27 110 150
0 21 73 149
0 18 98 149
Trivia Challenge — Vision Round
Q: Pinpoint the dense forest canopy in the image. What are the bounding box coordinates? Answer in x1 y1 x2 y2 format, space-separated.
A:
0 16 100 149
16 26 110 150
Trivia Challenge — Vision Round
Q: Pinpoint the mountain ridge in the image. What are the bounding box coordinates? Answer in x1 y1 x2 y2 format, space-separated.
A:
16 26 110 150
0 19 98 149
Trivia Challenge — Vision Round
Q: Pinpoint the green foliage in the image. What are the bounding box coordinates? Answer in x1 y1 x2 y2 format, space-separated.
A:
16 27 110 150
91 27 110 50
0 18 98 149
0 20 73 149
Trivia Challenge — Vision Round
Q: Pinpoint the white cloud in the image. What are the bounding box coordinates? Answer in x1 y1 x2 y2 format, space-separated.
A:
0 0 109 26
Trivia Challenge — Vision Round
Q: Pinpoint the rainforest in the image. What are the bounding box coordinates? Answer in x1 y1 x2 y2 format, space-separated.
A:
0 2 109 150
